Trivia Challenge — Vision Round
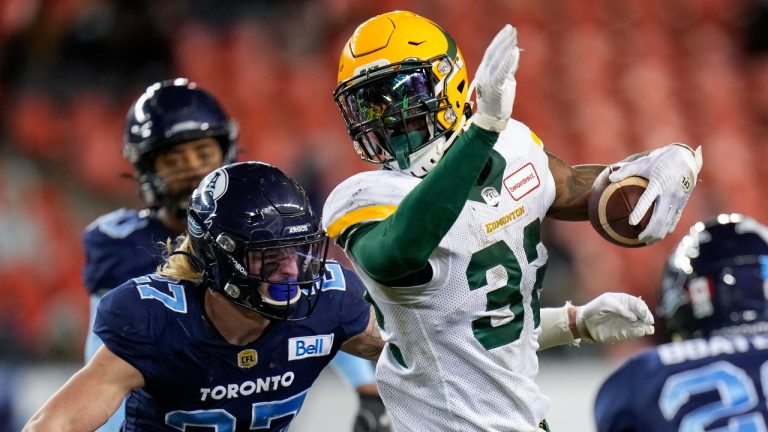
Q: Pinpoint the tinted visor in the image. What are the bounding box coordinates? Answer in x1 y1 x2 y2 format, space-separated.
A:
245 237 327 286
337 69 438 163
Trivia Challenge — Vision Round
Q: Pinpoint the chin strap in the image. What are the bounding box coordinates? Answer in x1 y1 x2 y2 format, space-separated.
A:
168 250 206 273
390 131 424 170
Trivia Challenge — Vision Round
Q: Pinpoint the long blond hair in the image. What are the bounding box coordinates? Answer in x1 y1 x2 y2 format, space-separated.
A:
157 235 204 283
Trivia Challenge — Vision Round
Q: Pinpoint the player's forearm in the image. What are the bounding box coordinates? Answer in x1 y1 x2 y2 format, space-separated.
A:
22 373 119 432
547 147 664 221
350 124 498 280
341 310 385 362
546 149 605 221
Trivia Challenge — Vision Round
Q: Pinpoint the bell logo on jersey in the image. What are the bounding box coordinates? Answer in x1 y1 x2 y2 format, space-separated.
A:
288 335 334 360
503 163 540 200
237 349 258 368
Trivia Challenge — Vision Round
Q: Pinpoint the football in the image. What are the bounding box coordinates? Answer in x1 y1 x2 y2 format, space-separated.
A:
587 166 654 248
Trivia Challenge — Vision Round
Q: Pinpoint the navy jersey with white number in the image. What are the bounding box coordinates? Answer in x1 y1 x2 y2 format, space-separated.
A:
83 208 175 295
94 261 370 432
595 334 768 432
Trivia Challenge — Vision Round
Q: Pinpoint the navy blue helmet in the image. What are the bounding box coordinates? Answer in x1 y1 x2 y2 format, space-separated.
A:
658 214 768 340
187 162 328 320
123 78 238 209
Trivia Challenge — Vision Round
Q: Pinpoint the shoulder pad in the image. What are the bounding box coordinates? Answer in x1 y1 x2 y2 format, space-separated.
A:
84 208 148 239
501 119 544 149
322 170 419 239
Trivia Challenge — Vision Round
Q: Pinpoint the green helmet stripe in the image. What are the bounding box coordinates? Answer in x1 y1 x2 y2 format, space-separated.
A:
442 29 457 60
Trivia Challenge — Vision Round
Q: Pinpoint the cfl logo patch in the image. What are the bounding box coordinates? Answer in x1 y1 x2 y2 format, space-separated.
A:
237 349 258 368
288 335 334 360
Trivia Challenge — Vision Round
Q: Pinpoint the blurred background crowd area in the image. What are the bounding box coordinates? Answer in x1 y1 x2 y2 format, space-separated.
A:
1 0 768 363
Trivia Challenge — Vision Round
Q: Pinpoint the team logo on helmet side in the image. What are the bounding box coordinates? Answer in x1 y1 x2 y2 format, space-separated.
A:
188 169 229 237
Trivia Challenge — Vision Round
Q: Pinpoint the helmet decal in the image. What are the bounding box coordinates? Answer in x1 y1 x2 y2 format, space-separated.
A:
188 169 229 237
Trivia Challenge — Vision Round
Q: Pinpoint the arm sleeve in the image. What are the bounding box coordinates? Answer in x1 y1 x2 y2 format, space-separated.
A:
349 125 498 282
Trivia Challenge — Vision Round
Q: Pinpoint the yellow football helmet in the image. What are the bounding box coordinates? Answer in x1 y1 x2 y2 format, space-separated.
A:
333 11 470 177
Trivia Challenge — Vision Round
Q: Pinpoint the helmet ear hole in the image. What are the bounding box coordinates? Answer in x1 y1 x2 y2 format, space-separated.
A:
456 80 466 95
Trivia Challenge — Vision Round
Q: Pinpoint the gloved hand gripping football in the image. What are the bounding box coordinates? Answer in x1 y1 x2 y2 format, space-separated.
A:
609 144 703 244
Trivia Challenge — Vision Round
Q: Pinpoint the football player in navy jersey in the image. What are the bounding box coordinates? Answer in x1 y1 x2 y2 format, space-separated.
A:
27 162 384 432
82 78 388 431
29 160 667 432
595 214 768 432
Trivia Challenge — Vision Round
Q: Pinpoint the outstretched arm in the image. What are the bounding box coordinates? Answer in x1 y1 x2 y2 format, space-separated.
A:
349 125 498 283
23 345 144 432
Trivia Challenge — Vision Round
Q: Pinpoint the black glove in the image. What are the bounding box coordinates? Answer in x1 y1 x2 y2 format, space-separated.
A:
353 393 391 432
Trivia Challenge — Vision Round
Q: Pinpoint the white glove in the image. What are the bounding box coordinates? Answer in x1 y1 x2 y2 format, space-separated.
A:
576 292 655 343
472 24 520 132
609 144 703 244
537 293 654 350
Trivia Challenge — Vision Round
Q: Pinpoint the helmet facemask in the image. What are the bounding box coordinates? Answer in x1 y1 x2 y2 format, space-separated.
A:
335 57 463 177
133 134 236 219
196 228 329 321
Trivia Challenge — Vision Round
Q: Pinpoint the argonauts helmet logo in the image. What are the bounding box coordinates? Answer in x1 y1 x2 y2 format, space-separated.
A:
188 168 229 237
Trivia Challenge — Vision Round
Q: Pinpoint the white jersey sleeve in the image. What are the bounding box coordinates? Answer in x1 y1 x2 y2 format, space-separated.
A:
322 169 419 244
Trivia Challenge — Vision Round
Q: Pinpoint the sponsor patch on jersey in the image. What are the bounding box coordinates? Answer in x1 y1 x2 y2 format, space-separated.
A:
237 349 258 368
480 187 501 206
288 334 334 361
484 205 526 235
503 163 540 201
